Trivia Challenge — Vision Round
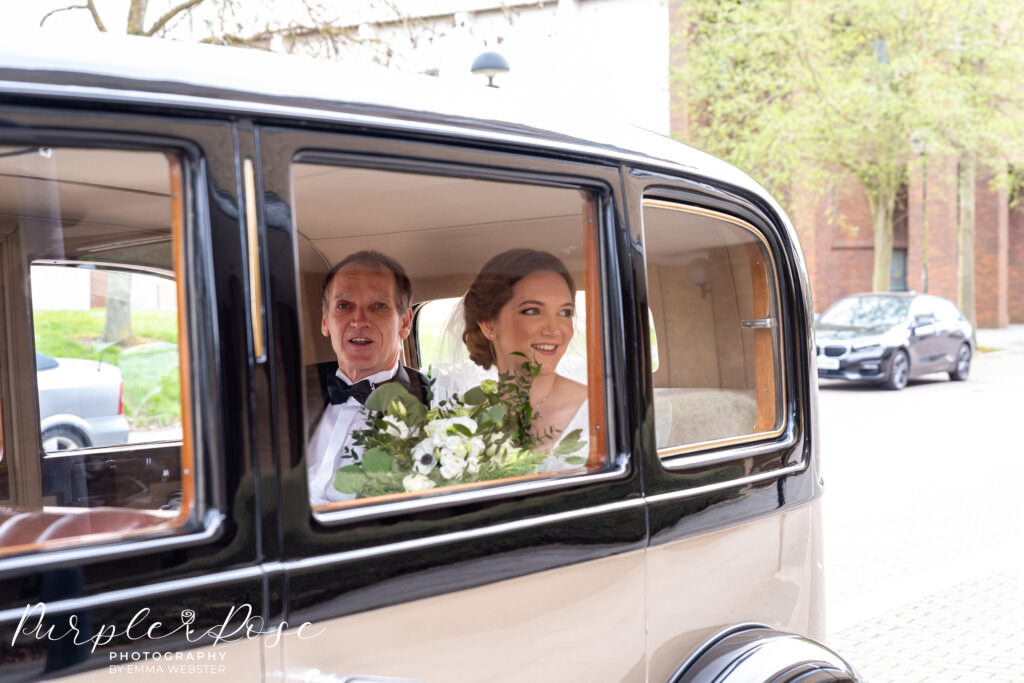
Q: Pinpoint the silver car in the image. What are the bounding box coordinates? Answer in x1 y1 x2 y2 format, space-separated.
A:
36 351 130 451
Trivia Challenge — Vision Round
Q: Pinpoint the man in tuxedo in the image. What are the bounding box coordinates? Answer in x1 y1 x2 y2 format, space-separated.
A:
307 250 427 506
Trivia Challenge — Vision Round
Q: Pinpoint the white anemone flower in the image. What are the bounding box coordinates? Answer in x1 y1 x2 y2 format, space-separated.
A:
411 438 437 474
402 473 436 493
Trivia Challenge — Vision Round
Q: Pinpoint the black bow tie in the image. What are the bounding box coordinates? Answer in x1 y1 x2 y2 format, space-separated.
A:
326 377 374 405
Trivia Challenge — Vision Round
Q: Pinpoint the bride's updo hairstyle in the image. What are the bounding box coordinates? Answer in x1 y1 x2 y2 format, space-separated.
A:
463 249 576 369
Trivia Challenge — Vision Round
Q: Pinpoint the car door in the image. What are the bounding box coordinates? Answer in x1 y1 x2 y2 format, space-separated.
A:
256 124 646 682
0 103 274 679
908 296 944 373
621 173 827 680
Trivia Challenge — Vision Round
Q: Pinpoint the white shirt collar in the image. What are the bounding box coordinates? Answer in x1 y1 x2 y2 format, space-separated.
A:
336 359 400 387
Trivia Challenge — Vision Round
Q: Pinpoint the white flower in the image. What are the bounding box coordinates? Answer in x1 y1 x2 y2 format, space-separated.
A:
468 436 485 459
402 473 436 493
383 415 410 440
439 450 467 480
424 418 451 441
411 438 437 474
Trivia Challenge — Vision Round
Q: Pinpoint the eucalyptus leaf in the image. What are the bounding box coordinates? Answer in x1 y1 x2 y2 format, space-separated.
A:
551 429 585 457
334 466 366 494
463 386 486 405
362 448 393 473
451 423 473 437
486 404 506 422
365 383 426 424
564 456 586 466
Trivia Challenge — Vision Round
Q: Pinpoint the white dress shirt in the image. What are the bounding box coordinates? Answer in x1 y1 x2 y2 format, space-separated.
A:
307 361 400 506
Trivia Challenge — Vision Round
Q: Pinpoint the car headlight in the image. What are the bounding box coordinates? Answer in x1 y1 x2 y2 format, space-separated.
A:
852 342 882 352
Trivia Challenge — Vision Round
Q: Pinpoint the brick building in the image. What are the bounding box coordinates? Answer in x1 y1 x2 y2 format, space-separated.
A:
668 0 1022 328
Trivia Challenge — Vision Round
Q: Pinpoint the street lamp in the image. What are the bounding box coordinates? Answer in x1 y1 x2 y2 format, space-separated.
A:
910 130 931 293
470 51 510 88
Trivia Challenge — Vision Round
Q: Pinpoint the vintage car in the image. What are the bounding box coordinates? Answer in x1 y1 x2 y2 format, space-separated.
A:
0 34 858 682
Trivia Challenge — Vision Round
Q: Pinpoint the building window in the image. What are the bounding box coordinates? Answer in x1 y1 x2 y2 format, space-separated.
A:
890 248 908 292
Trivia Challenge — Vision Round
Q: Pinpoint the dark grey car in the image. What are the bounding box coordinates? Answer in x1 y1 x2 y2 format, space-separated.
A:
816 292 973 390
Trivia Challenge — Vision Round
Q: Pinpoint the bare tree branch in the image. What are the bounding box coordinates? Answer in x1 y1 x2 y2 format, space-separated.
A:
144 0 207 37
40 1 107 32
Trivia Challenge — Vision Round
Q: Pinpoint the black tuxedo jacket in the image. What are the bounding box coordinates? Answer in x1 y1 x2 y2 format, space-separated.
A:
304 362 429 438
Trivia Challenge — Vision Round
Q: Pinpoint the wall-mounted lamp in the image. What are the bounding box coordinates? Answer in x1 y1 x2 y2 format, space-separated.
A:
470 51 510 88
688 257 712 298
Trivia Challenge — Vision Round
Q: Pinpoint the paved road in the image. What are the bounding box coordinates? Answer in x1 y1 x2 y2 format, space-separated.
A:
820 327 1024 681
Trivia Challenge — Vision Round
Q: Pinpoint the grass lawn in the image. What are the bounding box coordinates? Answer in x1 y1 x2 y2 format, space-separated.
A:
34 309 181 429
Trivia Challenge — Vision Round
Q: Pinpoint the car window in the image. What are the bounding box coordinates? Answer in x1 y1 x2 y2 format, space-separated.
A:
0 145 193 554
292 162 607 511
911 296 941 320
820 295 910 327
641 200 784 455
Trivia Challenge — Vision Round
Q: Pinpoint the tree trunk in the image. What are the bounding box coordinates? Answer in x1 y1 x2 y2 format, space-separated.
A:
870 189 895 292
957 151 977 334
103 271 133 345
126 0 149 34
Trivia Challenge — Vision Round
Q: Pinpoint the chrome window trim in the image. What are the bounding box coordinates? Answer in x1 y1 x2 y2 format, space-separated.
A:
295 497 644 572
0 509 225 580
39 440 184 459
645 462 807 506
0 552 266 624
312 461 630 525
659 426 799 472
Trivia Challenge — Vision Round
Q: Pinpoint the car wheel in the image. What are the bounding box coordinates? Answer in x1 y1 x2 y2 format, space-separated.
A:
883 350 909 390
42 426 87 452
949 343 971 381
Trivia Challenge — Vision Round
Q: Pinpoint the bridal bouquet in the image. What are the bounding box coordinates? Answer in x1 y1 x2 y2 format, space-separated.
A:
335 356 585 498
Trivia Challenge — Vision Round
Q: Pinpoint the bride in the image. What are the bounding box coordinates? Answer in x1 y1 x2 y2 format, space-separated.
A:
458 248 588 471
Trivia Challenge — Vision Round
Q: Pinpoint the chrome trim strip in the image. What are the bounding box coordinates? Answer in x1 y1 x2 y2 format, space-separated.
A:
669 623 772 683
0 560 263 624
41 440 184 460
0 81 700 175
645 462 806 506
312 462 630 524
661 428 799 472
243 158 265 362
294 497 644 572
0 509 225 580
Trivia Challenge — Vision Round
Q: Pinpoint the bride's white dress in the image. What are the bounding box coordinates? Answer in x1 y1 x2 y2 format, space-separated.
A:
538 399 589 473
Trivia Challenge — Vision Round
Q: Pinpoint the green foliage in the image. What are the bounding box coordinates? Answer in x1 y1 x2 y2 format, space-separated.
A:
676 0 1024 289
33 309 181 429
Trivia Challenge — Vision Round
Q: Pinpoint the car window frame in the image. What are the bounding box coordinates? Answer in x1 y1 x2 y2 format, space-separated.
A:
0 119 226 575
639 198 791 466
289 151 625 524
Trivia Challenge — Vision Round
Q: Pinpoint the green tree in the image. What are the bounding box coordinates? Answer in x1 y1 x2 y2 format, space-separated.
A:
676 0 1024 301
